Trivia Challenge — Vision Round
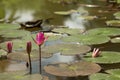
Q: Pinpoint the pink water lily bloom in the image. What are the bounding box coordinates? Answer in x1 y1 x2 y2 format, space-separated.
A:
34 32 48 46
92 48 100 58
6 41 13 53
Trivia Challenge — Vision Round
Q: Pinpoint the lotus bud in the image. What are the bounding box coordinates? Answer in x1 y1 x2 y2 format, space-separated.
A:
26 41 32 54
6 41 13 53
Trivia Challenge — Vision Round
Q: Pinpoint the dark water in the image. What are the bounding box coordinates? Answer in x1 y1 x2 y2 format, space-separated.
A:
0 0 120 80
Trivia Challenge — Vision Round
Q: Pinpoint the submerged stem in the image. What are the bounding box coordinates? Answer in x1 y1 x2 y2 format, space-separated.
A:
39 45 42 74
28 54 32 74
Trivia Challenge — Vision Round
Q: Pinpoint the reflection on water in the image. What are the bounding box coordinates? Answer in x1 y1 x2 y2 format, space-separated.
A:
0 0 78 25
32 53 76 74
13 10 35 23
64 7 89 31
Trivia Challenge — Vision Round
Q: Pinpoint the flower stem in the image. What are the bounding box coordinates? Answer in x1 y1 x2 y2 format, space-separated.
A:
28 54 32 74
39 45 42 74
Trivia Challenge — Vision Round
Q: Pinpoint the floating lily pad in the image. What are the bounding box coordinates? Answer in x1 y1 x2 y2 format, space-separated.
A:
44 61 101 77
54 11 72 15
111 37 120 43
0 60 26 72
114 11 120 19
0 39 27 51
86 28 120 37
106 69 120 76
0 49 7 57
89 73 117 80
47 35 62 41
0 38 39 51
7 49 53 61
83 51 120 64
60 44 91 55
80 16 97 20
0 71 48 80
89 69 120 80
1 30 30 38
62 35 110 45
106 20 120 27
52 28 82 35
43 44 91 55
0 23 19 31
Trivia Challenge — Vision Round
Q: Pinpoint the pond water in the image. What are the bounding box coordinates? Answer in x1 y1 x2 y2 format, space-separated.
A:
0 0 120 80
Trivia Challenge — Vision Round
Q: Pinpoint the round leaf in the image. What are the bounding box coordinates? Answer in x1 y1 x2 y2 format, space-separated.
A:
44 61 101 77
83 51 120 64
86 28 120 37
62 35 110 45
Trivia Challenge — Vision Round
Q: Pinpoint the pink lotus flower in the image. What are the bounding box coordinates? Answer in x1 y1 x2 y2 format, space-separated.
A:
32 32 48 73
26 41 32 54
92 48 100 58
32 32 48 46
6 41 13 53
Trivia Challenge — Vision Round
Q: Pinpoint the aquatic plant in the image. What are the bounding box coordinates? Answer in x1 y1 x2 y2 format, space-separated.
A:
6 41 13 54
32 32 48 74
89 69 120 80
44 61 101 77
26 41 32 74
92 48 100 58
83 51 120 64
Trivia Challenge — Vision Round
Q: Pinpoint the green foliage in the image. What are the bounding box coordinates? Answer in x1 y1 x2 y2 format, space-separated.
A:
89 73 119 80
52 28 82 35
114 11 120 19
106 20 120 27
43 44 91 55
111 37 120 43
83 51 120 64
0 23 19 31
62 35 110 45
0 71 43 80
86 28 120 37
89 69 120 80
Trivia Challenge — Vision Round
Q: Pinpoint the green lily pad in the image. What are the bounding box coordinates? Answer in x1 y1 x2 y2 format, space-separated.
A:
79 16 97 20
44 61 101 77
83 51 120 64
62 35 110 45
89 69 120 80
60 44 91 55
0 38 39 51
0 39 27 51
114 11 120 19
7 50 53 61
0 49 7 57
1 30 30 38
111 37 120 43
86 28 120 37
52 28 82 35
54 11 72 15
106 20 120 27
43 44 91 55
106 69 120 77
0 71 48 80
0 23 19 31
89 73 119 80
0 60 26 72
